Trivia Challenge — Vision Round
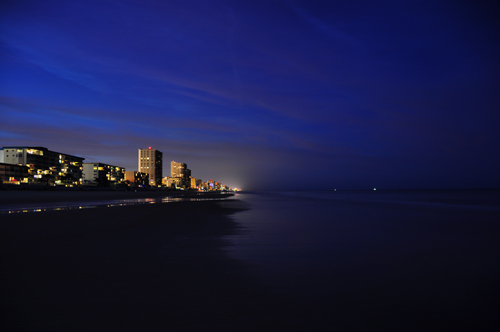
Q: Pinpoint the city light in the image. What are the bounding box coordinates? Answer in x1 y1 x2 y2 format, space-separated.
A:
1 145 239 191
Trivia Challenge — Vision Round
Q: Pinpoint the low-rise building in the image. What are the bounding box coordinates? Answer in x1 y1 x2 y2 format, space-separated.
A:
0 146 84 185
82 162 125 186
163 176 183 188
124 171 149 187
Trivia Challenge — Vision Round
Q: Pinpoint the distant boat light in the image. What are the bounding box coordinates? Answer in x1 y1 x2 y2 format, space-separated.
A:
373 188 377 191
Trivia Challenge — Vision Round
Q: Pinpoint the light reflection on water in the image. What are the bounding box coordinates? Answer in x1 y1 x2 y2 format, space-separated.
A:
1 196 231 214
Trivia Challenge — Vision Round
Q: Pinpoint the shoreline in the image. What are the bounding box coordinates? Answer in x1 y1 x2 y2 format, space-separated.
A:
0 190 234 207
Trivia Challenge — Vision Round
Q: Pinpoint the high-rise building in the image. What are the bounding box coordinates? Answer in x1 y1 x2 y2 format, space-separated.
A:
171 161 192 188
171 161 187 178
138 147 163 186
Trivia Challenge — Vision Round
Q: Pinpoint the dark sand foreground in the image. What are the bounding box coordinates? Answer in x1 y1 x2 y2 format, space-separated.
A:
3 191 498 331
0 197 307 331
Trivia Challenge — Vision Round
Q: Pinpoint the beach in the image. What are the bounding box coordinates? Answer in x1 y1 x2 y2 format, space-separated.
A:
0 192 292 331
1 189 499 331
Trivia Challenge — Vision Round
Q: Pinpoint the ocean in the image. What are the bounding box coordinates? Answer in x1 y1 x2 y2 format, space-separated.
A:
224 189 500 330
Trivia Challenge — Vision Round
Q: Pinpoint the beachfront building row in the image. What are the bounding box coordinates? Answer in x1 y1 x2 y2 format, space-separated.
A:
82 163 125 186
138 148 163 186
161 175 230 191
163 175 203 190
1 145 234 190
0 146 84 186
204 179 228 191
0 146 129 187
164 159 232 190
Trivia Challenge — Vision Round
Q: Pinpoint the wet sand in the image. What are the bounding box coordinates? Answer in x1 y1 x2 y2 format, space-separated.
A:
0 190 231 207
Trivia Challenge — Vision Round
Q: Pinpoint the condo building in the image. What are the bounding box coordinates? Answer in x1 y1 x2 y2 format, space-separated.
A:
138 147 163 186
0 146 84 185
82 162 125 186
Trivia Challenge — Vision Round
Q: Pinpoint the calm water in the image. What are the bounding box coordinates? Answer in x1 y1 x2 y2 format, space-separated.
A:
225 190 500 329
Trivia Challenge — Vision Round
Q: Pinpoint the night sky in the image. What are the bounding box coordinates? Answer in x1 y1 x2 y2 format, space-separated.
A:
1 0 499 190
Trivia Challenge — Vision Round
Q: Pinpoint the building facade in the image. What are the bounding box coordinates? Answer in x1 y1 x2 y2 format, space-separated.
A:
138 148 163 186
0 162 29 184
82 163 125 186
0 146 84 185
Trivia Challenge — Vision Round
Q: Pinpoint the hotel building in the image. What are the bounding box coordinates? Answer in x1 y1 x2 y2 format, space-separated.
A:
138 148 163 186
0 146 84 185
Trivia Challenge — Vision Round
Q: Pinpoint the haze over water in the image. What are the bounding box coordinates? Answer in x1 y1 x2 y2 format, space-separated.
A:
225 190 500 329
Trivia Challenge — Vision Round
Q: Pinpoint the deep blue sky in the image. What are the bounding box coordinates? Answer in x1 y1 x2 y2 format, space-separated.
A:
1 0 499 190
